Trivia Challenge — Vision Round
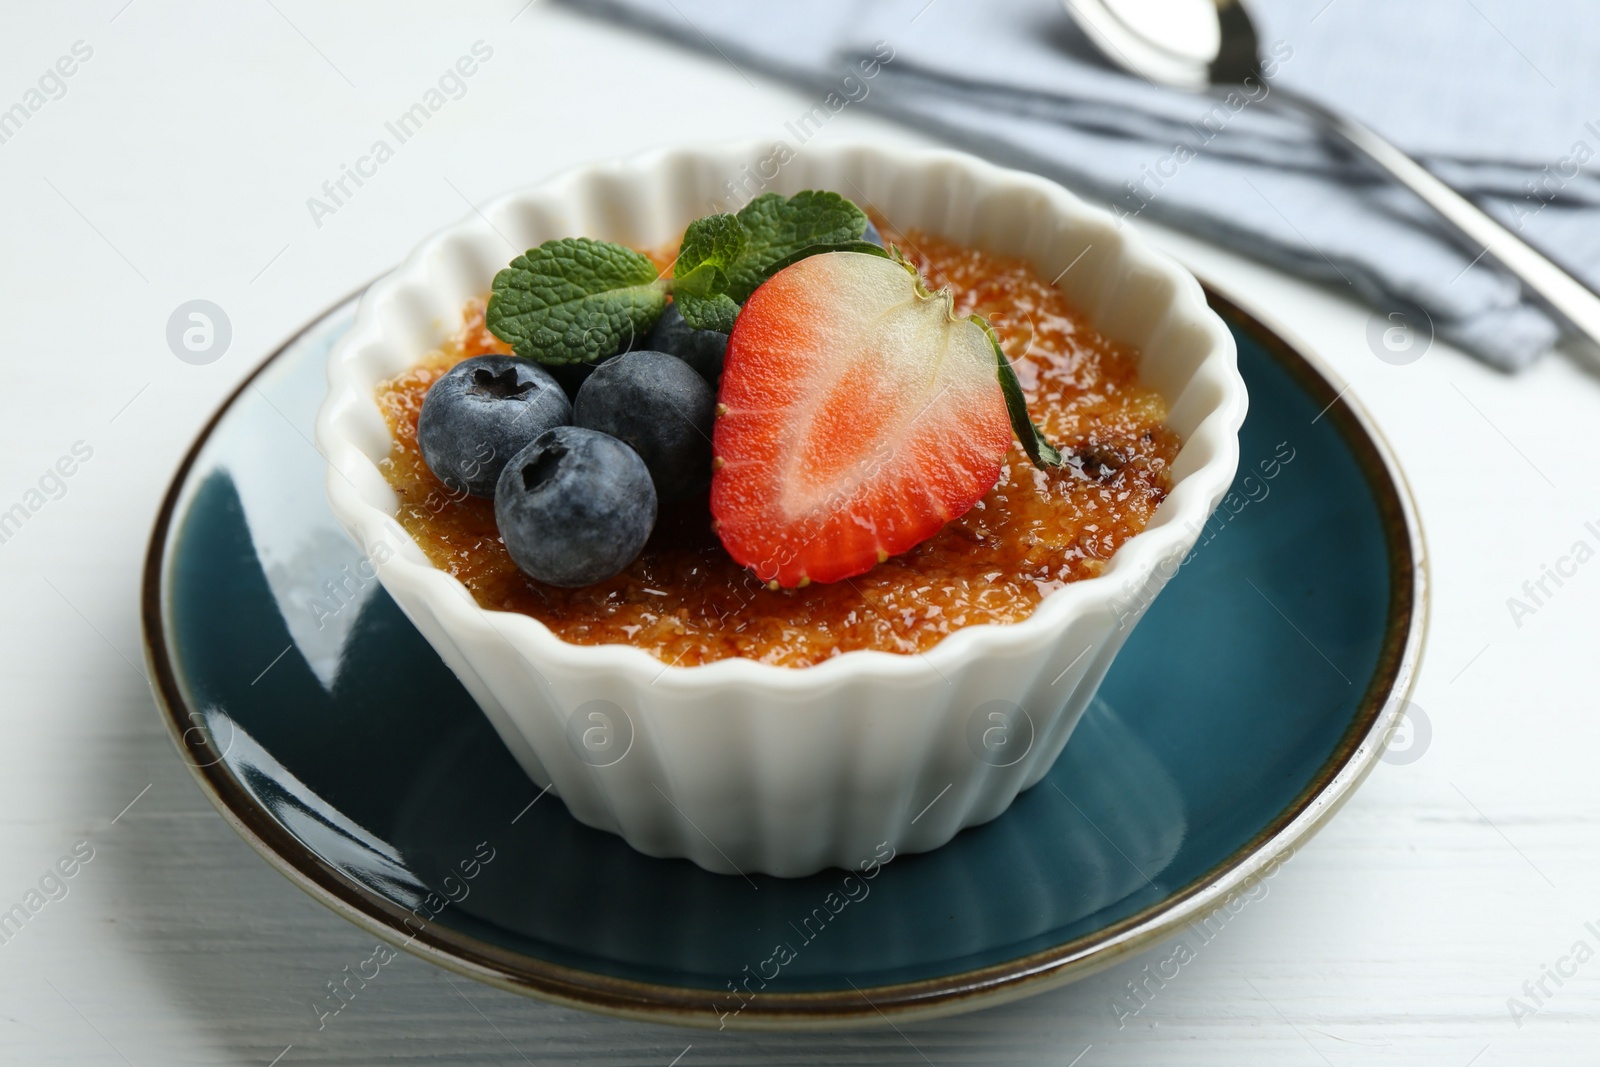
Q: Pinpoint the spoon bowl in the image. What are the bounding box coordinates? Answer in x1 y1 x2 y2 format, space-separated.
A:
1063 0 1600 350
1065 0 1222 90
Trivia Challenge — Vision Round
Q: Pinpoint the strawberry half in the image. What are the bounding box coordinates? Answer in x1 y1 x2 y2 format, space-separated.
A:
710 251 1012 588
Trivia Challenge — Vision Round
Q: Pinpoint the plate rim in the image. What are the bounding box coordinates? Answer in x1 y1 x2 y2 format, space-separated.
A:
140 278 1427 1031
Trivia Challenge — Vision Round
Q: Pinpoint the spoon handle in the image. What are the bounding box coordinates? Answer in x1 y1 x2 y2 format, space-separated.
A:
1273 85 1600 348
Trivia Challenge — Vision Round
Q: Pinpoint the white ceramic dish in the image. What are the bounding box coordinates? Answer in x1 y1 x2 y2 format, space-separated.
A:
315 141 1245 878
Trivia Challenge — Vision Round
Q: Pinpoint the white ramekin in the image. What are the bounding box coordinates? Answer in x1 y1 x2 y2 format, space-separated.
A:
315 142 1245 878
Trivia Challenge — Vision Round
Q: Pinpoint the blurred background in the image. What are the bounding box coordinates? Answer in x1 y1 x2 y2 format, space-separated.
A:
1 1 1595 1064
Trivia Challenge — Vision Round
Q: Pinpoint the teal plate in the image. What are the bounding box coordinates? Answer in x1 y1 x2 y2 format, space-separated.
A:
142 288 1424 1030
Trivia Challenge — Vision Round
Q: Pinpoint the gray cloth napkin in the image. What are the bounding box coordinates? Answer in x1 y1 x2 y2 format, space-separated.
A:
560 0 1600 370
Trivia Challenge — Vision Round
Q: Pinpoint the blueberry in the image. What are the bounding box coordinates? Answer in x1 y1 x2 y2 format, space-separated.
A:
417 355 571 497
574 350 716 501
862 220 885 248
544 361 599 402
546 323 651 400
644 302 727 386
494 426 657 587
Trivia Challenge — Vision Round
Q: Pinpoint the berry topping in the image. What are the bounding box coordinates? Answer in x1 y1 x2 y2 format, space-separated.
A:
493 426 657 588
544 360 601 402
417 355 571 497
574 350 717 501
470 190 1064 589
645 302 728 386
710 251 1013 587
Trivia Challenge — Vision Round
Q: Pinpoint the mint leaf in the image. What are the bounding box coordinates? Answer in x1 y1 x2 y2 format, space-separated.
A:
725 191 868 301
673 214 746 332
677 291 741 333
486 238 667 365
676 213 746 284
976 316 1065 470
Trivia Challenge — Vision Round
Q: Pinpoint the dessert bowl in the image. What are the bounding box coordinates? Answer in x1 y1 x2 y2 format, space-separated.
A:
314 141 1246 877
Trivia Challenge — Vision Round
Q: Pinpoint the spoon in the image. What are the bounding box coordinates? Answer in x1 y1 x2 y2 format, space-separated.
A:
1063 0 1600 349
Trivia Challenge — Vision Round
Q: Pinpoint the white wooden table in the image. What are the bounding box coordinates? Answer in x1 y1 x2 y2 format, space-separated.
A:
2 3 1596 1063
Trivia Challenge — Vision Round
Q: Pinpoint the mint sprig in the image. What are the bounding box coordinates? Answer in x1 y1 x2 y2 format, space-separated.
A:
725 191 871 301
673 213 746 333
486 191 886 363
976 316 1065 470
673 193 887 329
486 238 667 364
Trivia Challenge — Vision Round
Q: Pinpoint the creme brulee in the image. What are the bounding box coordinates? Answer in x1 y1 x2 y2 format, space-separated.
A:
374 225 1179 667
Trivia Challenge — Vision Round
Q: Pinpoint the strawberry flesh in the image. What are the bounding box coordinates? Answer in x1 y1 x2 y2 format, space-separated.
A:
710 252 1010 587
